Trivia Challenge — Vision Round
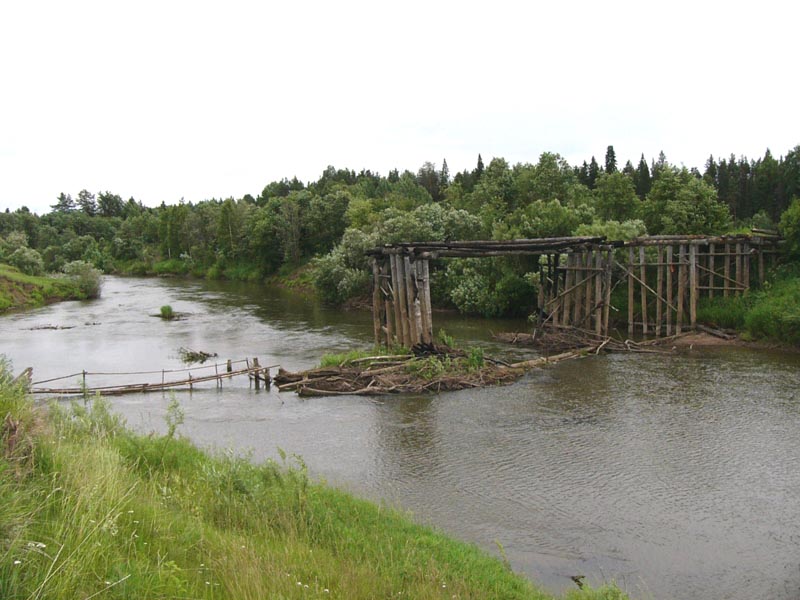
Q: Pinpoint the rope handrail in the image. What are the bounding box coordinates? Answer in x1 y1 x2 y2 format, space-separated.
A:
31 358 260 386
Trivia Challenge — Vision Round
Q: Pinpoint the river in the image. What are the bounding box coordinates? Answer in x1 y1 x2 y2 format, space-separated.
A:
2 276 800 600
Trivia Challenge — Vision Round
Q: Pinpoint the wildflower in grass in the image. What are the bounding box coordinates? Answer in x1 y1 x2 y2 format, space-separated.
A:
13 560 21 565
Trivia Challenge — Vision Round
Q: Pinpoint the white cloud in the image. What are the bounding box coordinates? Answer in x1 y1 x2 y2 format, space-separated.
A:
1 0 797 213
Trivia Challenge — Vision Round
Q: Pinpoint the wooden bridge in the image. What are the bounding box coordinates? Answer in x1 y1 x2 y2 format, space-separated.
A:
28 358 274 397
367 233 781 345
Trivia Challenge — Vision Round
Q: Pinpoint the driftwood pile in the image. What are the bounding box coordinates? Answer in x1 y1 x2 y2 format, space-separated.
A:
273 324 717 398
493 324 718 354
273 343 599 397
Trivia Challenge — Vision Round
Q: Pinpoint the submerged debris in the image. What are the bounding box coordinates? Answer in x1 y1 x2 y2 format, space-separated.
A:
177 347 218 364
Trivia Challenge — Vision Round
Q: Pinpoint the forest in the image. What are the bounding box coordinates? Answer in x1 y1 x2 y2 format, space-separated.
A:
1 145 799 324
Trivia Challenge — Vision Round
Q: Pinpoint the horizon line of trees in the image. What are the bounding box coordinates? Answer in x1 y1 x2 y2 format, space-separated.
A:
2 144 798 316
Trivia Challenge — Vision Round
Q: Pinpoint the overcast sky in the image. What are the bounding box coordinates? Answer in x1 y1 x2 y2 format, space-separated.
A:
1 0 797 214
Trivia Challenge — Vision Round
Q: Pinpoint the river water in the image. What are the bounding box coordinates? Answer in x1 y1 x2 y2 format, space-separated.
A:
2 276 799 600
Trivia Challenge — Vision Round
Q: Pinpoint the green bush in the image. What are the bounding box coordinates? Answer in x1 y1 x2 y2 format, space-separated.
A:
61 260 102 299
159 305 175 320
8 247 44 276
779 197 800 258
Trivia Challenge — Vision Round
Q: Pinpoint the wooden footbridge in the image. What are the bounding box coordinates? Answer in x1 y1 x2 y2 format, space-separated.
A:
28 358 274 397
367 233 781 345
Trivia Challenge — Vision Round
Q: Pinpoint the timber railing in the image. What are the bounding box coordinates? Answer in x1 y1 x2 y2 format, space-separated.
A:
30 358 276 397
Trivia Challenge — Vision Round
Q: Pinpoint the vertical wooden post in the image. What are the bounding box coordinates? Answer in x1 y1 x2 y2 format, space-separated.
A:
537 261 545 328
735 242 743 295
403 255 420 346
391 254 410 347
552 254 560 327
639 246 648 335
371 258 382 347
628 246 635 336
419 259 433 343
253 357 261 390
603 248 613 336
563 254 574 327
188 373 193 392
594 249 603 335
742 242 750 291
677 245 686 334
381 256 400 348
381 260 394 347
656 246 664 337
723 242 731 298
666 245 673 336
758 243 765 286
689 243 698 329
584 250 594 328
708 243 715 300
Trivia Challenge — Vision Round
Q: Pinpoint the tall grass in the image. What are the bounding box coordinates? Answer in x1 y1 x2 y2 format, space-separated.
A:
0 361 628 600
698 265 800 345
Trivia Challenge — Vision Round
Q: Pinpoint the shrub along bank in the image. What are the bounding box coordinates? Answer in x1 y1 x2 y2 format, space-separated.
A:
0 263 97 312
0 362 627 600
697 264 800 346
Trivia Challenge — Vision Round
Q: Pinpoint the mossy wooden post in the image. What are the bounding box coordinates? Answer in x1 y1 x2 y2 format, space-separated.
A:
639 246 648 335
723 242 731 298
371 258 382 347
689 243 698 329
677 245 686 334
656 246 664 336
666 245 673 336
227 359 232 374
403 255 420 346
628 246 635 336
594 249 603 335
758 241 765 286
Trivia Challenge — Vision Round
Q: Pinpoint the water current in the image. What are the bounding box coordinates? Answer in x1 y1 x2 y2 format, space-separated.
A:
2 276 799 599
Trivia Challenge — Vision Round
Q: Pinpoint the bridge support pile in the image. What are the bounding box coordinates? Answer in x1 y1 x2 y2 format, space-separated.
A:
622 234 780 336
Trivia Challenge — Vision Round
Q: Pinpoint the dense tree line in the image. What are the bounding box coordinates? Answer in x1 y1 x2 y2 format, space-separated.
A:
1 145 798 317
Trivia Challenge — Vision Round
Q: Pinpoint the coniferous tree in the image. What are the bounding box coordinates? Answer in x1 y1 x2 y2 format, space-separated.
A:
51 192 75 213
635 154 651 198
587 156 600 190
475 154 485 180
703 155 718 187
576 161 590 187
622 160 635 179
604 145 617 174
76 190 97 216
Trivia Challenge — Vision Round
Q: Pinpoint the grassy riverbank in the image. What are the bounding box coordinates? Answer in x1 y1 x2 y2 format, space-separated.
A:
697 265 800 346
0 366 626 599
0 264 84 312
